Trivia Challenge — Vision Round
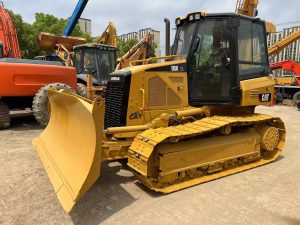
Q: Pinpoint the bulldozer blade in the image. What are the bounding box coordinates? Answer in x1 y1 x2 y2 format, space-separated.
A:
37 32 86 51
32 90 105 212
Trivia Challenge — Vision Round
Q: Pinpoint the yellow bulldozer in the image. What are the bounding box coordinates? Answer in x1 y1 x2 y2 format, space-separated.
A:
33 11 286 212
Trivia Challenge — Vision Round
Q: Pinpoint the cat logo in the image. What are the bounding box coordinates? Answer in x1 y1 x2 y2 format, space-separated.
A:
259 93 271 102
110 77 120 81
129 111 142 120
171 66 179 72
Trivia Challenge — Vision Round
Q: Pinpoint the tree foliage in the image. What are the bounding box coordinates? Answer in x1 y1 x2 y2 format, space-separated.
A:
116 38 138 58
8 11 92 58
8 10 37 58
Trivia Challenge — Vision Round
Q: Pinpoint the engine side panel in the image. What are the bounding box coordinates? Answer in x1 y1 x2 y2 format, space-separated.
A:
0 62 77 96
240 76 275 106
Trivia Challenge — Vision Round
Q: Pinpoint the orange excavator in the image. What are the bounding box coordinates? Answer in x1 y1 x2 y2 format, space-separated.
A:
270 60 300 109
271 60 300 86
0 3 77 128
265 20 300 107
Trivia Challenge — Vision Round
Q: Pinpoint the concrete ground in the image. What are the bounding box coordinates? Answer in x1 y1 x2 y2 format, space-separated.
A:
0 105 299 225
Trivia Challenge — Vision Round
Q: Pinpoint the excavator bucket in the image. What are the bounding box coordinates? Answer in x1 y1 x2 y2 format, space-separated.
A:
32 90 105 212
37 32 86 51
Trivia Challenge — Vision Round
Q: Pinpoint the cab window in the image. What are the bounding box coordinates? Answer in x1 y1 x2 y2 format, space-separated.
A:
238 19 268 79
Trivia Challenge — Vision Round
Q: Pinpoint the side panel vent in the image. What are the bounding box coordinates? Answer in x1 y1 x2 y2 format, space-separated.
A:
148 76 166 106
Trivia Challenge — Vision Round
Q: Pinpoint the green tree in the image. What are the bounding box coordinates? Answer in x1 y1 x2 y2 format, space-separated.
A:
8 10 37 58
149 42 157 58
117 38 138 58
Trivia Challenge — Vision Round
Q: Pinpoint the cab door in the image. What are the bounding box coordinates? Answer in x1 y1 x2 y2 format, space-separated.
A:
187 18 237 105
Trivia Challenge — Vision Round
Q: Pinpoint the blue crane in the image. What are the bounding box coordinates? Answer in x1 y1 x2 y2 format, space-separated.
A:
63 0 89 36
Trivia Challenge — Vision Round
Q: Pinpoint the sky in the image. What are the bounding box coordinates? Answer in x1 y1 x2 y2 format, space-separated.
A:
4 0 300 52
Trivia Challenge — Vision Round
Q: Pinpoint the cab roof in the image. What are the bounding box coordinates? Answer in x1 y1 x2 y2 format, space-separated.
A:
175 11 265 27
74 43 118 51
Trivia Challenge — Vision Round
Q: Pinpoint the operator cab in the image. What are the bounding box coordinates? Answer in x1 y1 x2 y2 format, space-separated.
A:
73 43 117 85
172 12 269 106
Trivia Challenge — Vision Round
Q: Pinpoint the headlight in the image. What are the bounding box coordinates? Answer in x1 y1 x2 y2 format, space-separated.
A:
194 13 201 20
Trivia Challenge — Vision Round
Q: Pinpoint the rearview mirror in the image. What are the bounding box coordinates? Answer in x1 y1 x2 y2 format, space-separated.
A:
192 38 200 54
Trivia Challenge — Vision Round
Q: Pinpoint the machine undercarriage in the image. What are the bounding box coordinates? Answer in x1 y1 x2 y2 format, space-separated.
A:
129 114 285 193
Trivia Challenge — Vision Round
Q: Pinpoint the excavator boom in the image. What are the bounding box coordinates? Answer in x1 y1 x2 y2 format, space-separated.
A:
116 34 153 70
235 0 259 17
95 22 117 47
0 2 21 58
268 30 300 57
54 44 74 66
270 60 300 86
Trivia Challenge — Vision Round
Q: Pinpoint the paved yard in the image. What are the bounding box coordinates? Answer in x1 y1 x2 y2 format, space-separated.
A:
0 106 299 225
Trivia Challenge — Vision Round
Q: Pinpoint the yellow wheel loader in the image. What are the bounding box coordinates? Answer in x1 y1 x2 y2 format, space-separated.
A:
33 12 286 212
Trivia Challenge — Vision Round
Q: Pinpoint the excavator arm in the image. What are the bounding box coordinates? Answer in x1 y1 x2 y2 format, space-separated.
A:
270 60 300 86
268 30 300 57
116 34 153 70
54 44 73 66
95 22 117 47
0 2 21 58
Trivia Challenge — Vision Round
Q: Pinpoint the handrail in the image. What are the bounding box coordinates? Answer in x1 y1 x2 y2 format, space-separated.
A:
129 54 184 67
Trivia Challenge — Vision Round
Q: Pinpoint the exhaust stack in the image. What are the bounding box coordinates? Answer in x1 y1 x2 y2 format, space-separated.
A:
164 18 170 56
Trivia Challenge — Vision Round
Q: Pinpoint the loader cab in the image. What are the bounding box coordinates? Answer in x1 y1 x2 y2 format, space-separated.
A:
73 44 117 85
173 13 269 106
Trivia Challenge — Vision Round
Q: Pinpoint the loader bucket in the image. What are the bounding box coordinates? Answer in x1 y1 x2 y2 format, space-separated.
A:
37 32 86 51
33 90 105 212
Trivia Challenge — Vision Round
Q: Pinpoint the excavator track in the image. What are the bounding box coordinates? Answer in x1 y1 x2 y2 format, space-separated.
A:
128 114 285 193
0 101 10 128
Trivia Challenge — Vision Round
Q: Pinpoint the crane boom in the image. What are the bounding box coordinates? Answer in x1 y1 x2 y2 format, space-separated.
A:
268 30 300 57
63 0 89 36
